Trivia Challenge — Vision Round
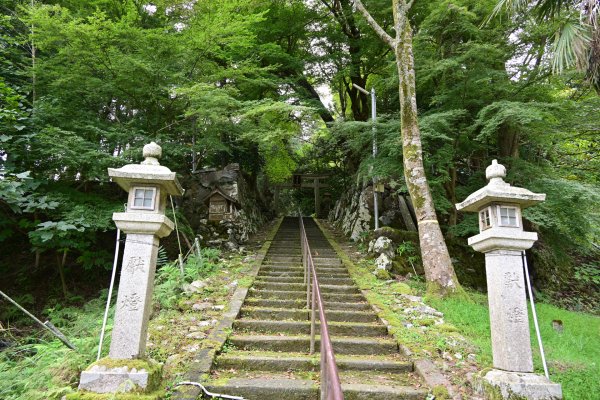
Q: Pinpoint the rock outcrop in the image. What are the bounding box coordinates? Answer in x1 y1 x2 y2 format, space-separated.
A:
181 164 269 250
328 180 417 241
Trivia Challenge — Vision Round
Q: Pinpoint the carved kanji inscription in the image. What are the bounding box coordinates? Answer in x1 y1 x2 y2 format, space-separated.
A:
124 256 145 274
503 271 523 289
507 306 526 323
120 293 142 311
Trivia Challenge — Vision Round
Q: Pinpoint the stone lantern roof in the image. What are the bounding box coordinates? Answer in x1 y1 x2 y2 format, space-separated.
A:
108 142 184 196
456 160 545 212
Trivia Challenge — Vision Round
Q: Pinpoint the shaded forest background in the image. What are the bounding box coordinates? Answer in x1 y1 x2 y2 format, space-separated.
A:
1 0 599 318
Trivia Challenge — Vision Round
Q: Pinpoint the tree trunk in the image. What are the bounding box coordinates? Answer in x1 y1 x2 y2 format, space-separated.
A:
498 124 520 159
35 249 40 269
393 9 461 296
354 0 463 297
443 167 458 228
56 250 68 299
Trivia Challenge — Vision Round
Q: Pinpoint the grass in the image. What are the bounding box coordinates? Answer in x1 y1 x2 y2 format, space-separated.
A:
429 292 600 400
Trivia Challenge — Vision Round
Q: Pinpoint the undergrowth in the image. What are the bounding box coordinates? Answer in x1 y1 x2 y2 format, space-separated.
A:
153 248 222 309
0 297 107 399
0 246 253 400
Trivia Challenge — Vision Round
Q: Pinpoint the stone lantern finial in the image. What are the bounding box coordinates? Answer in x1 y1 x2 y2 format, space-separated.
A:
141 142 162 165
486 159 506 184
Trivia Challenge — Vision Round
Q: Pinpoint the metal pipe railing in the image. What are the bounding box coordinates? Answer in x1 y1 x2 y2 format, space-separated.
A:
299 216 344 400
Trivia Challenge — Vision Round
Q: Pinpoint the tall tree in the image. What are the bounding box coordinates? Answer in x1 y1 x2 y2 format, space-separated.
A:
354 0 463 296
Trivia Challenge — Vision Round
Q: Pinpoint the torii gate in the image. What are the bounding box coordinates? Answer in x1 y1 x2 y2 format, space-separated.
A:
272 173 331 216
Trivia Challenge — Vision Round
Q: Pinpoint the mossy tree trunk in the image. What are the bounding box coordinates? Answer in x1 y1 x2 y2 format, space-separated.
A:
354 0 462 296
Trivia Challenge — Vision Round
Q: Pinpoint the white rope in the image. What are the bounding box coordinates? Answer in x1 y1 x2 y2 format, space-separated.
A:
170 195 183 256
97 228 121 360
175 381 246 399
522 252 550 379
170 195 185 276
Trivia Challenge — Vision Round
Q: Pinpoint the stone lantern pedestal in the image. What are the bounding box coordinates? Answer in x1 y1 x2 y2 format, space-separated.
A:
77 143 183 396
456 160 562 400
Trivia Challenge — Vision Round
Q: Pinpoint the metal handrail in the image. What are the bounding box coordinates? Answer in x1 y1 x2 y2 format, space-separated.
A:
299 216 344 400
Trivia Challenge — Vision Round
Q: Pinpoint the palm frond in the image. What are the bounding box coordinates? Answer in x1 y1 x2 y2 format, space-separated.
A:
552 20 592 73
533 0 569 20
485 0 530 26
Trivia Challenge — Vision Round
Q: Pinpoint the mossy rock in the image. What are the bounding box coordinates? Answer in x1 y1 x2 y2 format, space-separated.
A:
435 323 460 333
416 318 436 327
391 258 424 276
65 391 164 400
84 357 163 393
446 238 486 290
432 385 450 400
374 268 392 280
389 281 412 295
371 227 419 244
472 370 532 400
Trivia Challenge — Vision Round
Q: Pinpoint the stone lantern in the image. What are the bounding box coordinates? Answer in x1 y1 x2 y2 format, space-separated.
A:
456 160 562 399
78 142 184 396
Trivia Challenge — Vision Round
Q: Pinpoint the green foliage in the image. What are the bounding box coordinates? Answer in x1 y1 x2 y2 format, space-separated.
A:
397 241 421 276
574 263 600 285
525 177 600 249
153 248 223 309
0 298 106 400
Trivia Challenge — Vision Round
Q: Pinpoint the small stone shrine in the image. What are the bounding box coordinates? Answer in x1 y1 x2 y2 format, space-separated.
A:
77 142 183 396
204 188 240 221
456 160 562 400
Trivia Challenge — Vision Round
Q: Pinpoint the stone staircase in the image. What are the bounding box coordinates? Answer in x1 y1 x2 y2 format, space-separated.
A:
205 217 428 399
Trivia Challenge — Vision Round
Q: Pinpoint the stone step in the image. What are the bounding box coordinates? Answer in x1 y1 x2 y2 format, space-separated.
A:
255 277 354 285
260 266 349 274
259 266 303 272
314 268 350 275
233 319 387 336
267 256 302 262
243 299 371 311
257 271 350 279
252 282 359 294
312 258 342 265
247 289 364 302
239 307 378 323
309 251 339 256
216 353 413 373
230 334 398 355
254 277 306 283
257 272 304 278
261 261 303 266
342 384 427 400
206 378 317 400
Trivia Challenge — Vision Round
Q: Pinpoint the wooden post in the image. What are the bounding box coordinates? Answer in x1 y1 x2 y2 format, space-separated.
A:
314 178 321 217
274 186 280 213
